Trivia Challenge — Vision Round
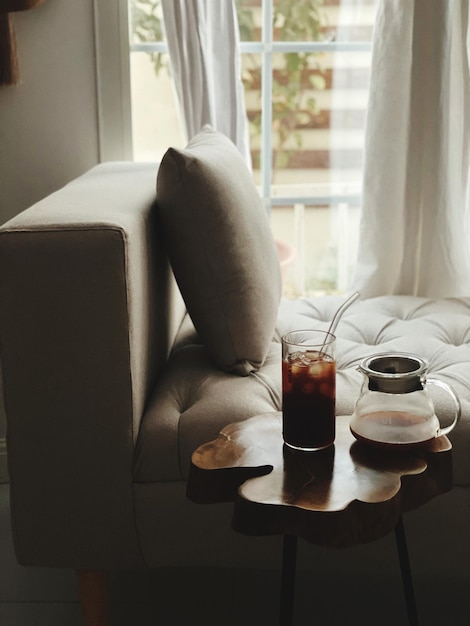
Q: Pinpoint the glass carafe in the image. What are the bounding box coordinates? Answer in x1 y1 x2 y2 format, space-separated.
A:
350 353 461 447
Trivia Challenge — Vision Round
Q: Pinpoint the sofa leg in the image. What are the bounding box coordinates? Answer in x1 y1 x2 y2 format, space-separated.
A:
77 569 110 626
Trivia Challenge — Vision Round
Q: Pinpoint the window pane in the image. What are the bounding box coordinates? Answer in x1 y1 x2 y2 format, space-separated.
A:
274 0 327 42
130 52 185 162
273 0 375 43
270 50 328 185
268 49 371 192
129 0 165 45
271 203 361 296
235 0 262 42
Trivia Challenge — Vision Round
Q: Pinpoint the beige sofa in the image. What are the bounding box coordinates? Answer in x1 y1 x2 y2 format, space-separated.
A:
1 145 469 619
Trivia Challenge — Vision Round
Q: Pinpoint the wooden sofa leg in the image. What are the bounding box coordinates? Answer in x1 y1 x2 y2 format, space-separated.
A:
77 569 110 626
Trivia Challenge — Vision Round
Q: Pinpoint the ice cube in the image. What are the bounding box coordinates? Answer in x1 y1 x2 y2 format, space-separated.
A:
292 363 307 377
309 363 324 377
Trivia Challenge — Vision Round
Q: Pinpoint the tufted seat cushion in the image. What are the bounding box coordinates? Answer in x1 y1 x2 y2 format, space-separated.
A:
134 295 470 486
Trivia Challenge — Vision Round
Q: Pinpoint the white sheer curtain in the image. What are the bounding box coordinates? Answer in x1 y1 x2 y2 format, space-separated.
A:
353 0 470 297
161 0 251 166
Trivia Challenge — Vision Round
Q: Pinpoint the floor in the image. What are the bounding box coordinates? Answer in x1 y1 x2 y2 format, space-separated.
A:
1 482 468 626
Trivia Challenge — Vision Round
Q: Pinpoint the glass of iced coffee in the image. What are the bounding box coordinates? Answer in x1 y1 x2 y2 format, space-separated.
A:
282 330 336 451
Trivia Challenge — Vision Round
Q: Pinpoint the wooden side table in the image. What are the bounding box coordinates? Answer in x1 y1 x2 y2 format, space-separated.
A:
187 413 452 626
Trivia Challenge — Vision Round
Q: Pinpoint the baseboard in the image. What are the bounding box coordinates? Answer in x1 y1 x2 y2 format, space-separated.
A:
0 438 8 484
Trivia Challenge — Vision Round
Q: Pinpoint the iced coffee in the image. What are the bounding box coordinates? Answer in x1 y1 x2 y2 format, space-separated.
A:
282 330 336 451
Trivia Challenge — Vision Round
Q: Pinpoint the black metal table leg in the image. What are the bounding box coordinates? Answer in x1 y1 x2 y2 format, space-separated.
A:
395 515 419 626
280 534 297 626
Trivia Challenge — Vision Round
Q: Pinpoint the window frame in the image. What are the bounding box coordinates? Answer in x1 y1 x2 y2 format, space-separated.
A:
96 0 372 204
93 0 133 161
95 0 375 295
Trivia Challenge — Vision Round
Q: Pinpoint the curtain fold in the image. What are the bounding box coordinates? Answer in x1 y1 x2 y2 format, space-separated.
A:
161 0 251 166
353 0 470 297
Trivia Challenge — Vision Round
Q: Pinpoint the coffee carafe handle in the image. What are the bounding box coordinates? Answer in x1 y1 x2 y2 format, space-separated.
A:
427 378 461 437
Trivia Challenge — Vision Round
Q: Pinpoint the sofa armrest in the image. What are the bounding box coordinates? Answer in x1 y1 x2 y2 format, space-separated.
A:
0 162 185 567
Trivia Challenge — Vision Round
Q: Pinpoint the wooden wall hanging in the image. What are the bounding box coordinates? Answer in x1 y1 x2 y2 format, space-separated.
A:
1 0 46 86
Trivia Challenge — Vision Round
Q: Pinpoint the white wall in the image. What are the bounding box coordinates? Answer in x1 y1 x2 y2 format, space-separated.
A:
0 0 100 439
0 0 99 223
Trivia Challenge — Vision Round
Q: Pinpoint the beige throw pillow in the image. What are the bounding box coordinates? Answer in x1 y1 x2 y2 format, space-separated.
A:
156 126 282 375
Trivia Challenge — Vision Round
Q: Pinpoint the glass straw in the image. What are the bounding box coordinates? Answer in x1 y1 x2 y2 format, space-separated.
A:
327 291 360 336
321 291 360 353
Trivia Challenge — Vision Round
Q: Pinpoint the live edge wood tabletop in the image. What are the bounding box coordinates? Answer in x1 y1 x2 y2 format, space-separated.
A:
187 412 452 548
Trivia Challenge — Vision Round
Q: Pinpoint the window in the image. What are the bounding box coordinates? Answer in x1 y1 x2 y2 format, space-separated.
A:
126 0 376 296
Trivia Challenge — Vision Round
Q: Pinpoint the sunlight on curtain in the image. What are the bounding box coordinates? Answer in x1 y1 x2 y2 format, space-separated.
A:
353 0 470 297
